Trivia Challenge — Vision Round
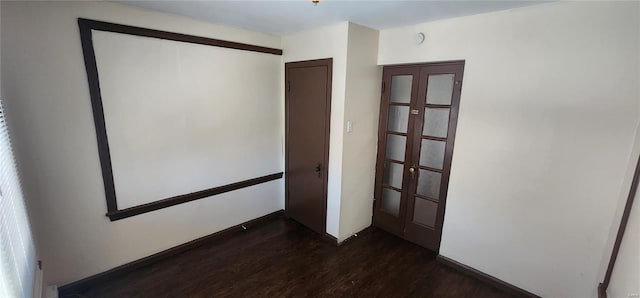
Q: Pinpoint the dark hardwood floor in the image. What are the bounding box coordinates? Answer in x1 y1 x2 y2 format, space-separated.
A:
67 217 515 297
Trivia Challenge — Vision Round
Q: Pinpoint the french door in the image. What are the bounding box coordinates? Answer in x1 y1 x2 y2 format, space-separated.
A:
373 61 464 251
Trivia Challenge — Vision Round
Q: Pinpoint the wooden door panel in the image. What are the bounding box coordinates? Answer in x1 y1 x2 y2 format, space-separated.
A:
404 62 465 251
373 66 420 236
285 59 332 235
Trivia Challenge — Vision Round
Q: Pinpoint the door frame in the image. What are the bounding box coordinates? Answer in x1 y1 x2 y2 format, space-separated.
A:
373 60 465 251
284 58 333 235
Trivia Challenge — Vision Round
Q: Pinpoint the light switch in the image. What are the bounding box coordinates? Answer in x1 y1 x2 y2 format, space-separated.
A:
346 120 353 133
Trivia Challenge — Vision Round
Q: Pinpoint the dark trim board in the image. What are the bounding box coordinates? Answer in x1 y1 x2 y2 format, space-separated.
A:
79 18 118 213
78 18 283 55
322 233 339 245
598 283 607 298
598 154 640 298
58 210 285 297
436 255 540 298
383 59 466 68
78 17 283 221
106 172 283 220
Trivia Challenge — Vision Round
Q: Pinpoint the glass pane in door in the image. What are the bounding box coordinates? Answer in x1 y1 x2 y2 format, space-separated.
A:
417 169 441 199
385 134 406 161
423 108 450 138
383 161 404 189
426 74 455 105
420 139 446 169
387 106 410 133
390 75 412 103
413 198 438 228
381 188 401 216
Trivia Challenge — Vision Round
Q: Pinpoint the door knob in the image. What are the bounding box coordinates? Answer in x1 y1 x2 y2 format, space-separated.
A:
409 167 416 178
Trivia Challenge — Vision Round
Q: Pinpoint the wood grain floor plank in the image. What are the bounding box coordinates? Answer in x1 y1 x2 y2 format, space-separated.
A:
71 218 514 298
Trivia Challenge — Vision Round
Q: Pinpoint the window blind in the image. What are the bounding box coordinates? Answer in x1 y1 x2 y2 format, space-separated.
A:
0 100 37 298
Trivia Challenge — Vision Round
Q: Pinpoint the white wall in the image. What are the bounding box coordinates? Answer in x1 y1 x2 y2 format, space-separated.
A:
338 23 381 241
378 2 639 297
92 30 282 209
1 1 284 286
282 22 349 237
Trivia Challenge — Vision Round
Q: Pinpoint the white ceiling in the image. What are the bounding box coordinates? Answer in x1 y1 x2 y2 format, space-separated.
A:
118 0 548 36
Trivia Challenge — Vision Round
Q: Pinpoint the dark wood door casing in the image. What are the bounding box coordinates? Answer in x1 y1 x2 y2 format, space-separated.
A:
373 61 465 252
284 58 332 235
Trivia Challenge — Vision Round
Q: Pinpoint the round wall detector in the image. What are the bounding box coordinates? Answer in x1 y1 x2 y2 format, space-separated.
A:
416 33 425 45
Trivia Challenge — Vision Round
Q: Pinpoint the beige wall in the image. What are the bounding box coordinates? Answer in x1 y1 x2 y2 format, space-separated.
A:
4 0 638 295
378 2 639 297
282 22 349 237
282 22 381 241
339 23 381 241
92 30 282 209
1 1 284 287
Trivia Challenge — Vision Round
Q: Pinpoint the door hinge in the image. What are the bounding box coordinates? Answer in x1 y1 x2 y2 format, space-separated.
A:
288 81 291 92
381 82 385 93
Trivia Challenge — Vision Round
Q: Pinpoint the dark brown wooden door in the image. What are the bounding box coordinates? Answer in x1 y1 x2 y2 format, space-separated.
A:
285 59 332 235
374 61 464 251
